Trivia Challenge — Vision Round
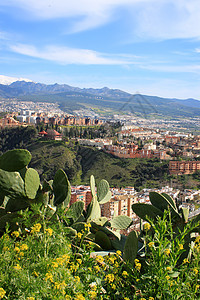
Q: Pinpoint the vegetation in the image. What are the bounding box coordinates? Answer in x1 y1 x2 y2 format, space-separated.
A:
0 149 199 299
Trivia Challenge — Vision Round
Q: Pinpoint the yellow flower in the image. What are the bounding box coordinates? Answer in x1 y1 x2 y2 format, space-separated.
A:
141 298 146 300
166 275 170 280
11 231 20 238
149 297 154 300
65 296 71 300
95 255 104 263
32 271 39 277
122 271 128 278
195 284 200 293
77 232 83 239
195 236 200 243
193 268 198 275
45 228 53 236
74 276 80 283
45 272 54 282
148 242 154 248
135 263 141 271
27 297 35 300
144 223 151 231
179 244 183 250
77 259 82 265
166 266 171 272
31 223 41 234
14 246 20 253
13 264 21 270
94 265 100 272
116 250 122 256
0 288 6 299
183 258 189 264
52 261 59 268
89 290 97 299
111 284 116 290
134 259 139 263
75 294 85 300
20 244 28 251
105 273 115 283
164 249 170 256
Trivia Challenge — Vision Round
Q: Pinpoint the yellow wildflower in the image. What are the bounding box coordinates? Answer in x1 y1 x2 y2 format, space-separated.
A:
116 250 122 256
148 242 154 248
32 271 39 277
122 271 128 278
45 272 54 282
105 273 115 283
0 288 6 299
20 244 28 251
94 265 100 272
183 258 189 264
166 275 170 280
11 231 20 238
27 297 35 300
166 266 171 272
135 263 141 271
95 255 104 263
134 259 139 263
144 223 151 231
31 223 41 234
13 264 21 270
179 244 183 250
75 294 85 300
52 261 59 268
111 284 116 290
65 296 71 300
164 249 170 255
45 228 53 236
149 298 154 300
77 232 83 239
195 285 200 293
193 268 198 275
89 290 97 299
195 235 200 243
74 276 80 283
77 259 82 265
14 246 20 253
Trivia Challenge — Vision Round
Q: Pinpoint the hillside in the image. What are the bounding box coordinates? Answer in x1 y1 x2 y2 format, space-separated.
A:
0 79 200 117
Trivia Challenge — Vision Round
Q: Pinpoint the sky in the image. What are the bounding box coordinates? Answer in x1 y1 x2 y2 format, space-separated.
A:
1 0 200 99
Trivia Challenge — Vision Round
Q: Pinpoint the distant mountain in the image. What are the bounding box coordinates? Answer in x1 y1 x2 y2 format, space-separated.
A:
0 75 33 85
0 77 200 117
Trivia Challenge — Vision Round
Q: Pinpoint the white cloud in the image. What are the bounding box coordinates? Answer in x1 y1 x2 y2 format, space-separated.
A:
2 0 200 38
10 43 139 65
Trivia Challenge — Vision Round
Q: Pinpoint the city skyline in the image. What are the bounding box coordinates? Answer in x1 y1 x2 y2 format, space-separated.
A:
1 1 200 99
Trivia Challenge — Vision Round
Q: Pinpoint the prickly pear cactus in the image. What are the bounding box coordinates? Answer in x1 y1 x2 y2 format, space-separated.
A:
123 230 138 265
0 149 32 172
24 168 40 199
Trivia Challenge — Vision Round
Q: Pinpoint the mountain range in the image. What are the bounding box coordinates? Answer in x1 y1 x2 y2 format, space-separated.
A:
0 75 200 118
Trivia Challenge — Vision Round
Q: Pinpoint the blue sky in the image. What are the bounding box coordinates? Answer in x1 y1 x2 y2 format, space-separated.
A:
1 0 200 99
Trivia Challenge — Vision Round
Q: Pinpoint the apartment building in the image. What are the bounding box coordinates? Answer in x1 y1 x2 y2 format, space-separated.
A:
169 160 200 175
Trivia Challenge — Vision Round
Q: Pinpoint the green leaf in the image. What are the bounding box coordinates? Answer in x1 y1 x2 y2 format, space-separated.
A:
90 175 96 199
97 179 110 202
66 201 84 222
0 170 25 198
25 168 40 199
132 203 163 222
110 215 132 230
123 230 138 265
0 149 32 172
149 192 181 219
86 198 101 222
53 169 71 206
161 192 177 211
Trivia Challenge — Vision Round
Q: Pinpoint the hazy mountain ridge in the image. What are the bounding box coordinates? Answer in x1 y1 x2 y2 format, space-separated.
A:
0 79 200 117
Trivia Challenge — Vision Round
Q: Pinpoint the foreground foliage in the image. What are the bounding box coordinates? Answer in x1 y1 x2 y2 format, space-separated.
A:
0 210 200 299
